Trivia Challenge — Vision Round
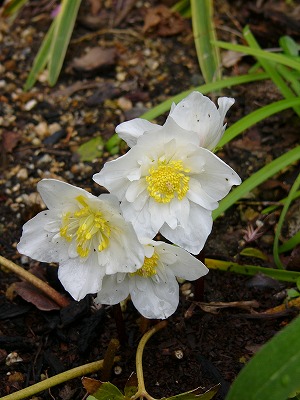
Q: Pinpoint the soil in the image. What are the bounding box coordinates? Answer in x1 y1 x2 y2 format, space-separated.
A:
0 1 300 399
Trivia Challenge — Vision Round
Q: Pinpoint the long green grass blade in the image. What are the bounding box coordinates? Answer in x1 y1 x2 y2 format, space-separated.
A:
218 97 300 148
23 20 56 91
214 39 300 72
279 231 300 254
191 0 221 83
273 173 300 268
212 146 300 219
48 0 82 86
2 0 28 17
261 190 300 214
243 26 300 116
141 72 268 121
226 314 300 400
206 258 300 282
277 64 300 96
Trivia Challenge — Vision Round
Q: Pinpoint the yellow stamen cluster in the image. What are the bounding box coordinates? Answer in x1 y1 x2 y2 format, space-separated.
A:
146 159 190 203
133 252 159 278
60 195 111 258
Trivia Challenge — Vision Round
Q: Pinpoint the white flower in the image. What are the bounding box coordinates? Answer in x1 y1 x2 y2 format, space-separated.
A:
17 179 145 301
93 118 241 254
116 91 234 151
95 239 209 319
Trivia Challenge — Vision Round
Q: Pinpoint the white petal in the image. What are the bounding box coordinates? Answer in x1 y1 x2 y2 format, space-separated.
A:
218 97 235 121
121 199 156 238
95 274 129 305
187 177 218 210
160 203 212 254
116 118 160 147
17 210 68 263
37 179 93 210
195 148 241 201
129 271 179 319
169 92 235 151
137 117 200 148
159 245 209 280
58 254 106 301
125 180 147 203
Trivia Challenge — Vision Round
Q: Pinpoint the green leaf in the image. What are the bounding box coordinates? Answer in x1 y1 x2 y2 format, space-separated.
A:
167 384 220 400
23 20 56 91
105 135 122 155
218 97 300 148
141 72 268 121
77 137 104 162
191 0 221 83
242 26 300 117
2 0 28 17
48 0 82 86
273 173 300 269
214 39 300 71
225 315 300 400
279 36 299 57
212 146 300 220
206 258 300 283
279 231 300 254
240 247 268 261
88 382 125 400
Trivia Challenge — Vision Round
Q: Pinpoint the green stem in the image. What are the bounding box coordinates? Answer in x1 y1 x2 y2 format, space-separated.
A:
0 255 70 308
133 321 168 400
1 357 120 400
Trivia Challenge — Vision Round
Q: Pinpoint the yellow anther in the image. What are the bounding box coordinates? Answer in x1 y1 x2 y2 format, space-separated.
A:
59 195 111 258
146 160 190 203
132 252 159 278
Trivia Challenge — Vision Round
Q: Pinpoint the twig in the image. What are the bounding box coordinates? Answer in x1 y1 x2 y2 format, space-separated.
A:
0 255 70 308
1 357 120 400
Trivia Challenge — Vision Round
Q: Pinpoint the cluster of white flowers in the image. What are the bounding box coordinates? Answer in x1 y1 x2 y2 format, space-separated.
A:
18 92 241 319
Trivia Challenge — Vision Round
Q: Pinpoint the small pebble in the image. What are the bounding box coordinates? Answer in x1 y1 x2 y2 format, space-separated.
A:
24 99 37 111
16 168 28 180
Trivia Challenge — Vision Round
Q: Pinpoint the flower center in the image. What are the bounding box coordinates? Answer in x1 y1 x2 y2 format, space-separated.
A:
146 159 190 203
60 195 111 258
132 252 159 278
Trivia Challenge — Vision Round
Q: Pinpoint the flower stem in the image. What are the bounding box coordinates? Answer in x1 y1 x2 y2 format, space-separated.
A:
101 338 120 381
0 255 70 308
1 357 120 400
133 320 168 400
113 303 127 345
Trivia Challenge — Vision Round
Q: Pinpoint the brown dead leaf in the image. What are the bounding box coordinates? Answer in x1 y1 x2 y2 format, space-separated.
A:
143 5 186 37
13 281 60 311
82 377 102 394
2 131 21 153
195 300 260 314
70 47 117 72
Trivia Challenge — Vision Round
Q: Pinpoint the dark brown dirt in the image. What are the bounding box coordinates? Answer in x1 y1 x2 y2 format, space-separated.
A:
0 1 299 399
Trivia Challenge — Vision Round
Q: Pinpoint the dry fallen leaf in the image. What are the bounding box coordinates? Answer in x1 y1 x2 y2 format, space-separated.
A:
13 281 61 311
82 377 102 394
70 47 117 72
143 5 186 36
2 131 21 153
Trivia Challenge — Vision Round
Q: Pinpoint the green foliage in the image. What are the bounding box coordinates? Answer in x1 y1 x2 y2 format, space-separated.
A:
225 315 300 400
240 247 268 261
212 146 300 220
24 0 82 90
273 173 300 269
190 0 221 83
76 137 104 162
87 382 125 400
87 381 220 400
206 258 300 283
